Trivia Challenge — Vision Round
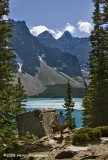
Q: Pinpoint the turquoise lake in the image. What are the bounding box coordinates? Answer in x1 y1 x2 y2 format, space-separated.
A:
25 98 83 128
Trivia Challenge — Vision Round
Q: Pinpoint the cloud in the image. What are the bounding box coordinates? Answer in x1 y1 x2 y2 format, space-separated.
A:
30 23 76 39
30 25 63 39
77 20 93 33
30 26 57 37
48 29 56 35
54 31 64 39
64 23 76 34
30 26 48 36
54 23 75 39
54 23 76 39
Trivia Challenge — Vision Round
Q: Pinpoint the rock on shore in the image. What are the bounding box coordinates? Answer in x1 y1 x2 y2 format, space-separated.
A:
16 109 59 138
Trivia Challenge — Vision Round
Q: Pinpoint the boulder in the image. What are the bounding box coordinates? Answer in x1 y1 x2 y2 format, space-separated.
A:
16 109 59 138
63 127 71 134
101 137 108 144
55 150 77 159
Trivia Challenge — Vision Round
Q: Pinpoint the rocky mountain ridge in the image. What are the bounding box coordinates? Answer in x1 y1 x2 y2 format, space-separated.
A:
38 30 91 71
9 20 89 97
10 20 82 77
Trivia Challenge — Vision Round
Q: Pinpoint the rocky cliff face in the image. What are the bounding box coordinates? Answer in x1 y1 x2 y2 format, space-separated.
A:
57 31 91 69
10 20 40 76
38 31 91 71
37 30 59 49
10 20 82 77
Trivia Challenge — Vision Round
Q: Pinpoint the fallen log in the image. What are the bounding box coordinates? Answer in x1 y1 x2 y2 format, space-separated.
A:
80 155 100 159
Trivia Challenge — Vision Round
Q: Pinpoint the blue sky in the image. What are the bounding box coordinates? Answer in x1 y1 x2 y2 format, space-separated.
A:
9 0 94 38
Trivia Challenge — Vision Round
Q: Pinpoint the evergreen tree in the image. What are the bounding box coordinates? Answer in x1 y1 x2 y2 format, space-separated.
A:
14 77 26 115
0 0 17 152
63 80 76 129
82 0 108 127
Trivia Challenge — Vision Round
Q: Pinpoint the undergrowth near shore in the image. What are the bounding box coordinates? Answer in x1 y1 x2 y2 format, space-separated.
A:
72 126 108 145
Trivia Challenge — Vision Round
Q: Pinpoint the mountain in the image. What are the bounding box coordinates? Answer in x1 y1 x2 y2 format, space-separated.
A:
37 30 59 48
57 31 91 68
37 60 85 88
8 20 88 97
10 20 82 78
14 60 86 97
38 31 92 71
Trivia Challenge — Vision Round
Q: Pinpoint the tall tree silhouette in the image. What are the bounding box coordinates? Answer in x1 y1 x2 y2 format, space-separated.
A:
82 0 108 127
63 80 76 128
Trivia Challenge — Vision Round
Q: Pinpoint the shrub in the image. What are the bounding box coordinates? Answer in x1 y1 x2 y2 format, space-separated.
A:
65 137 72 144
72 127 101 145
30 134 36 139
21 132 36 142
96 126 108 137
35 140 41 145
72 132 90 145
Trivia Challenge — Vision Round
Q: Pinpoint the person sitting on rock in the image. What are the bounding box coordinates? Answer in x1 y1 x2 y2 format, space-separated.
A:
57 111 66 137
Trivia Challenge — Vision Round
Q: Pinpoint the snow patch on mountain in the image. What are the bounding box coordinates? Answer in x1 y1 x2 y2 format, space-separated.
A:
13 51 23 73
38 54 46 62
38 56 43 62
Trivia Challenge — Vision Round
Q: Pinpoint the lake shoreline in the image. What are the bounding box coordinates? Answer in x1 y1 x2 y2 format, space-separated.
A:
25 98 83 128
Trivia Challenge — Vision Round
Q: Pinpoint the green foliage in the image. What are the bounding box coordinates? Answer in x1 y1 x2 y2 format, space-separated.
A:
72 127 101 145
0 0 18 153
63 80 76 129
31 134 36 139
0 128 18 152
14 77 26 115
82 0 108 127
65 137 72 145
35 140 41 145
32 84 86 98
21 132 36 142
0 1 27 153
96 126 108 137
66 115 76 129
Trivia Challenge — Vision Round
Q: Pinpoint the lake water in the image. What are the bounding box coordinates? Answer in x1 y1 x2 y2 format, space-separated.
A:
25 98 83 128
